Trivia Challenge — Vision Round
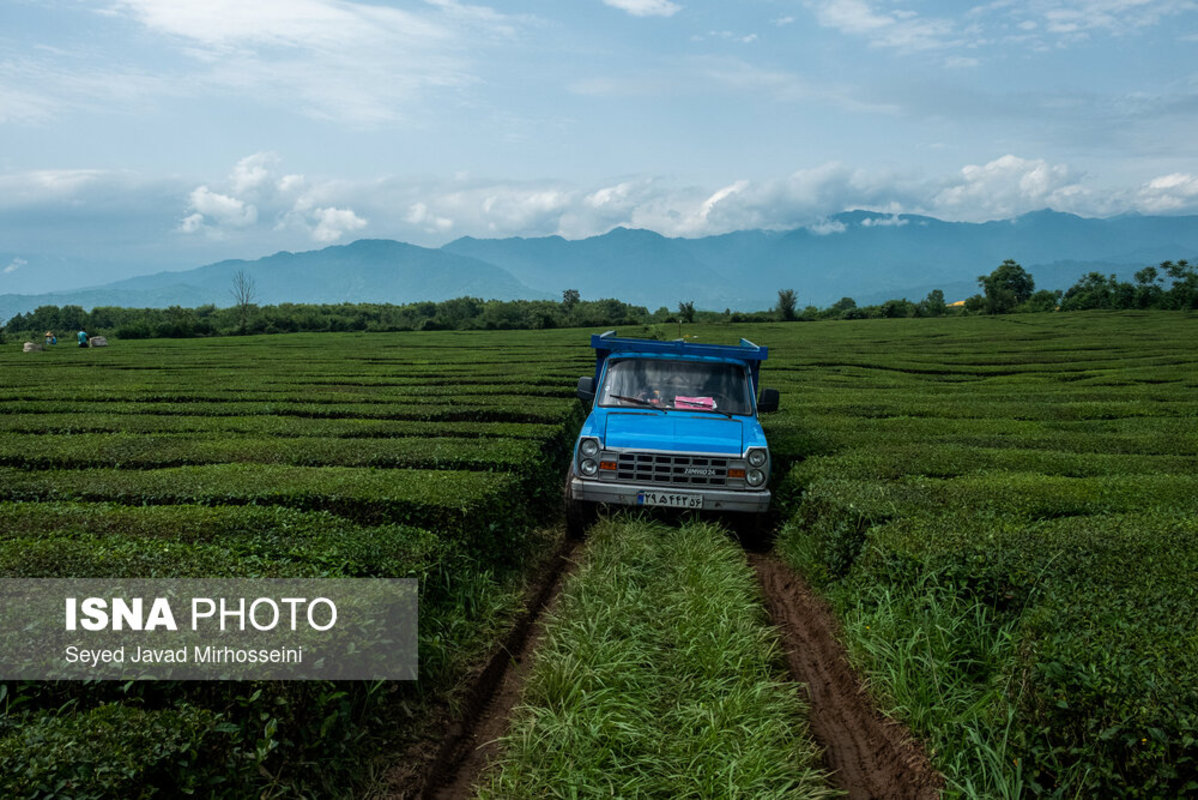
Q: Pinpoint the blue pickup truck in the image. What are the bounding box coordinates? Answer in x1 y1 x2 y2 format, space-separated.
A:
565 331 779 539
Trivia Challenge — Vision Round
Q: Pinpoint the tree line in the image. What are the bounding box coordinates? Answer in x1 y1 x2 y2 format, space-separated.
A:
963 258 1197 314
767 258 1196 321
4 259 1194 340
3 296 659 340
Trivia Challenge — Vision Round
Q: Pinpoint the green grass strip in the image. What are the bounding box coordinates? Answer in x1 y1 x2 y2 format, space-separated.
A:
479 517 834 800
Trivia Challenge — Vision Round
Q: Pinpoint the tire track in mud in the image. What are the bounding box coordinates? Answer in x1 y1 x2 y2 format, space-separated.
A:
386 535 580 800
750 553 943 800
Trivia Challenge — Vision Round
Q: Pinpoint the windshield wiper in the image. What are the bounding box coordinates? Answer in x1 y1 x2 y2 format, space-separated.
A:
610 394 666 411
667 404 734 419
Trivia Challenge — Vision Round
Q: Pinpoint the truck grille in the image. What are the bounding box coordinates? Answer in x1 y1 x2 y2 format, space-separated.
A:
613 452 729 486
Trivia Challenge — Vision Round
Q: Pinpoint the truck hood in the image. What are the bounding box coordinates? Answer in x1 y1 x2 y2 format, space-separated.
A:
603 411 744 455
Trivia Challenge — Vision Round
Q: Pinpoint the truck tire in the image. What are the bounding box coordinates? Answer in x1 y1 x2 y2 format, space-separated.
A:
733 511 772 551
564 471 595 540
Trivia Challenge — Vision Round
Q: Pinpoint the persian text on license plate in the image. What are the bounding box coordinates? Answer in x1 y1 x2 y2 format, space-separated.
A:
636 491 703 509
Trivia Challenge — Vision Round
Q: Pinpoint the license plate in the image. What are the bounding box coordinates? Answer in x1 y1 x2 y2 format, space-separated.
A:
636 491 703 509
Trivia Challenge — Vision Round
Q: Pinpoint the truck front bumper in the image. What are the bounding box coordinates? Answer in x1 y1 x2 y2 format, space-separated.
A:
569 478 771 514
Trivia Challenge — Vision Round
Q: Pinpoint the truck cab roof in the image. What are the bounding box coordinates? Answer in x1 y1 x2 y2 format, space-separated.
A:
589 331 769 395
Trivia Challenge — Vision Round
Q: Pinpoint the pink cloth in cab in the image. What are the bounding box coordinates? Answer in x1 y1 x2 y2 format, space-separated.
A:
675 396 716 409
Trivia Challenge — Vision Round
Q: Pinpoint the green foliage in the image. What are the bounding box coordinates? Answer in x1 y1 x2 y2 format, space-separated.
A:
765 312 1198 798
677 299 696 323
6 258 1195 340
918 288 947 317
978 259 1035 314
0 327 591 798
0 703 231 800
776 288 798 321
481 518 835 800
4 296 652 338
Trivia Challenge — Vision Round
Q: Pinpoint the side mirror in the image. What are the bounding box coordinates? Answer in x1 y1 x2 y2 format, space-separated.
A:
757 388 779 413
576 376 596 403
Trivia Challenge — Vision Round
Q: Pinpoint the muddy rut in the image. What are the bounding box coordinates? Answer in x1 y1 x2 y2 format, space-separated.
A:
385 536 579 800
750 553 943 800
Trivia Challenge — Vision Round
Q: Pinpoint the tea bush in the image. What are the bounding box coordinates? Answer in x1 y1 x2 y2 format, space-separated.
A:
765 312 1198 797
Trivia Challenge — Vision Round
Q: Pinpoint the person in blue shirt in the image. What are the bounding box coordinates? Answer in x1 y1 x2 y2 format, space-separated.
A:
77 330 89 348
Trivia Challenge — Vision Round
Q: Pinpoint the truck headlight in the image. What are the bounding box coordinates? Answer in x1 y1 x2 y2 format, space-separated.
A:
747 468 765 487
580 459 599 477
579 438 600 458
747 448 768 468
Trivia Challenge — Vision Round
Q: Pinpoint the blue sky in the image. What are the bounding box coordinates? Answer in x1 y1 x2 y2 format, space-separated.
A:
2 0 1198 292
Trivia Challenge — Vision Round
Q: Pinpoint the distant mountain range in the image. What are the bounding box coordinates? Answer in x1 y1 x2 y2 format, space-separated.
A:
4 210 1197 323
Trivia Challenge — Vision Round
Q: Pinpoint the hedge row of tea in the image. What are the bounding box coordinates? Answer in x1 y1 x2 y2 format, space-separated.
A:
0 330 591 799
761 312 1198 799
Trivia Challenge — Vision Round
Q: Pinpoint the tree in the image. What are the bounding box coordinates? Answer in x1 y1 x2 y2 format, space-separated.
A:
880 298 916 318
917 289 946 317
826 297 857 319
1162 260 1197 309
230 270 257 334
1060 272 1115 311
561 289 580 313
677 300 695 324
776 288 798 321
978 260 1035 314
1023 289 1062 313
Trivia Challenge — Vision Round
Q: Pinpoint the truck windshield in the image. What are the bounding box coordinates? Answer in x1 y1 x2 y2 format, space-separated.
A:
599 358 753 415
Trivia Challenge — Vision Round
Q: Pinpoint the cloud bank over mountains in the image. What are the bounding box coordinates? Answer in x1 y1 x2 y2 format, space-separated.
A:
3 151 1194 271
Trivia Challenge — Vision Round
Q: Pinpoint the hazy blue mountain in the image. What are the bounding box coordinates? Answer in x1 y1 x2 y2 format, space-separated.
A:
1 239 546 323
445 210 1198 308
3 210 1197 323
444 227 754 310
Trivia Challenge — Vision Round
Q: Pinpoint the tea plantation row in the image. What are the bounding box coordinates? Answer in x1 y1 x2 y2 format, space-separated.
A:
759 312 1198 799
0 330 593 799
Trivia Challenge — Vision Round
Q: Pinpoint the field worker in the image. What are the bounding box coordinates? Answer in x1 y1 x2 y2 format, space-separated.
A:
77 329 88 348
45 331 56 345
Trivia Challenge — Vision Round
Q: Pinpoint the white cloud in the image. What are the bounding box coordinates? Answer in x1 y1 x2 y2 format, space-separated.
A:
405 202 455 234
107 0 448 52
4 257 27 274
1034 1 1196 35
968 0 1198 47
603 0 683 17
101 0 522 125
694 30 759 44
229 152 280 196
179 152 371 243
1136 172 1198 212
388 164 912 241
808 218 849 235
0 83 58 125
186 186 258 229
809 0 961 52
0 169 109 205
311 207 368 242
861 214 908 227
179 213 205 234
0 55 172 124
931 155 1086 219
